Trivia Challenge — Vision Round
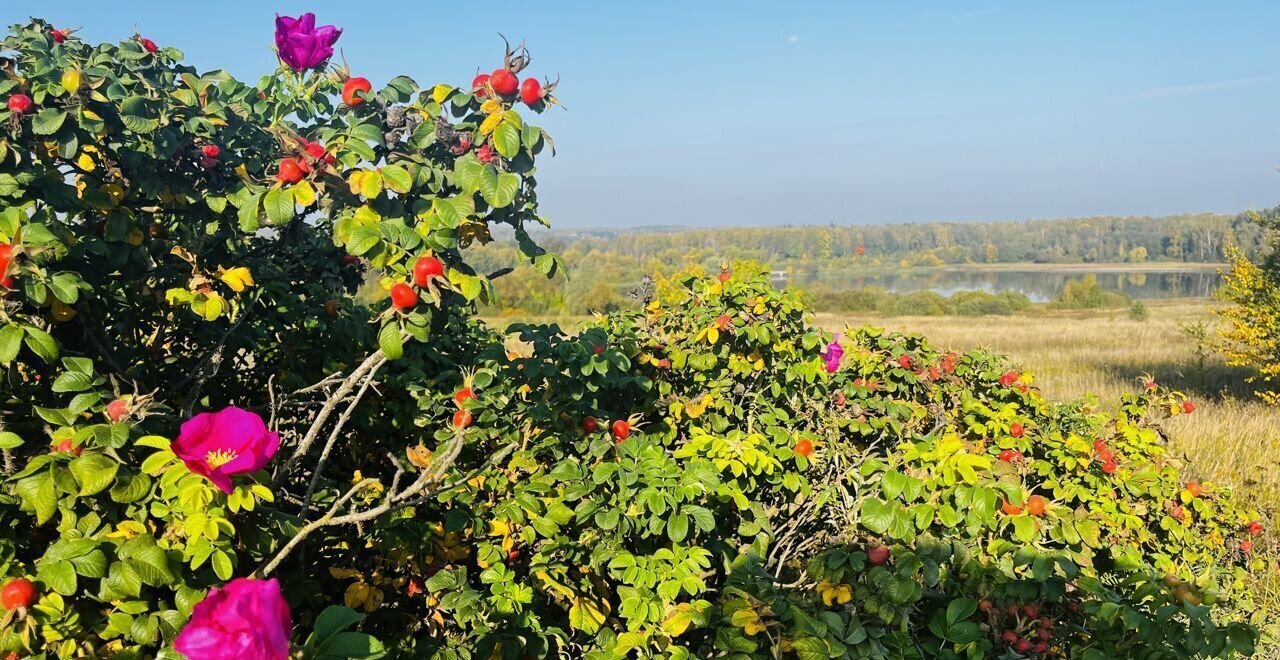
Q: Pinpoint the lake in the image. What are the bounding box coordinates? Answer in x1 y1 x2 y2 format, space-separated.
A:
783 266 1225 302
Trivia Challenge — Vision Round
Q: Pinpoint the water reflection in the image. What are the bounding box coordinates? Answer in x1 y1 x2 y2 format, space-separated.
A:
785 268 1222 302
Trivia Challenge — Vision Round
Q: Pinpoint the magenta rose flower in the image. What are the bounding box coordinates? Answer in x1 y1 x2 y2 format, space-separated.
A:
822 335 844 373
173 407 279 494
175 578 292 660
274 13 342 72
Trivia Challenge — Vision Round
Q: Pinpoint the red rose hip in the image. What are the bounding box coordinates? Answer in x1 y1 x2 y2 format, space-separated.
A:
389 282 418 310
7 94 32 114
342 76 372 106
1 579 37 610
489 69 518 96
413 256 445 286
519 77 542 106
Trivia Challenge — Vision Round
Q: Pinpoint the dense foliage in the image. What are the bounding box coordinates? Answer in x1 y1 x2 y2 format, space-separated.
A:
1219 207 1280 405
0 17 1271 660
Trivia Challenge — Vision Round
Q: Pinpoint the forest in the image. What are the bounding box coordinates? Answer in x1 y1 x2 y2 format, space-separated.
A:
472 211 1267 316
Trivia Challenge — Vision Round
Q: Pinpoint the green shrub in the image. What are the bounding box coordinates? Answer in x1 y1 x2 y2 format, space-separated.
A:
1048 275 1131 310
951 290 1033 316
1130 300 1150 321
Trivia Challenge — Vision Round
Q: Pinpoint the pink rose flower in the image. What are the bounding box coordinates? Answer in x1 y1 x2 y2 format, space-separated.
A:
175 578 292 660
173 407 279 494
822 335 844 373
274 13 342 72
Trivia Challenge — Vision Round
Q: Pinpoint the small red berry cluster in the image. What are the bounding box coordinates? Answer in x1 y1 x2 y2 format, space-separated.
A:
980 600 1059 657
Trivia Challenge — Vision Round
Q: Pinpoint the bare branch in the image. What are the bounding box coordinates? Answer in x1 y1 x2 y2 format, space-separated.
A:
299 355 387 517
257 430 517 577
274 349 385 484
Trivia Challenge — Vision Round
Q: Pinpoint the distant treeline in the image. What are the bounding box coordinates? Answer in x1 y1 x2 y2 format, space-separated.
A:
471 212 1268 316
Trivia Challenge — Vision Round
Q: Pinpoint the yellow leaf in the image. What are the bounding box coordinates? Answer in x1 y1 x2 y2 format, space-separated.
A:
347 170 367 195
292 179 316 207
480 99 503 115
534 570 575 599
480 112 504 136
77 152 96 172
569 596 608 634
706 327 720 345
218 266 255 293
432 84 454 104
344 582 372 609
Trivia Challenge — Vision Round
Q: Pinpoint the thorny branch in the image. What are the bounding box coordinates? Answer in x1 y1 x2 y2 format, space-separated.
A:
257 432 518 577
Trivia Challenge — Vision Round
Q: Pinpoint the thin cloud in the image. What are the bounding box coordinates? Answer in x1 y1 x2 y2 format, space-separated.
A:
1123 76 1275 101
952 6 999 20
785 34 801 44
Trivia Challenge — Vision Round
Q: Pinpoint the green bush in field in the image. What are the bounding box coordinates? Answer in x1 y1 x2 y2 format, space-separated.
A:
810 287 1031 317
1048 275 1131 310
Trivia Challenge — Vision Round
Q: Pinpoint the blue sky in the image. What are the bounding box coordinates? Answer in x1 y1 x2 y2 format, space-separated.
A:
9 1 1280 228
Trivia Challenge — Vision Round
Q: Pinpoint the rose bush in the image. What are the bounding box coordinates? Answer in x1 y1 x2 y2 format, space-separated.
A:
0 13 556 658
0 14 1272 660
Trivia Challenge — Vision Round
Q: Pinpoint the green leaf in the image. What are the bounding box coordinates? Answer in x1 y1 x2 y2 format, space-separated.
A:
51 370 93 393
0 173 20 197
70 550 108 579
1011 516 1037 543
39 559 77 595
791 637 831 660
21 471 58 524
685 505 716 532
23 326 59 363
0 324 23 364
379 165 412 194
128 543 174 586
316 632 386 659
493 121 521 159
860 498 895 535
70 453 119 496
110 473 153 503
48 272 81 304
347 226 381 256
378 323 403 361
667 513 690 543
31 108 68 135
478 167 519 208
210 550 233 580
0 431 22 449
101 561 142 600
238 192 263 232
263 187 295 226
311 606 365 644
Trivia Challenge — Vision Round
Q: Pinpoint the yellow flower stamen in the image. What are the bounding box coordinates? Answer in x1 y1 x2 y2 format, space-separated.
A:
205 449 238 469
